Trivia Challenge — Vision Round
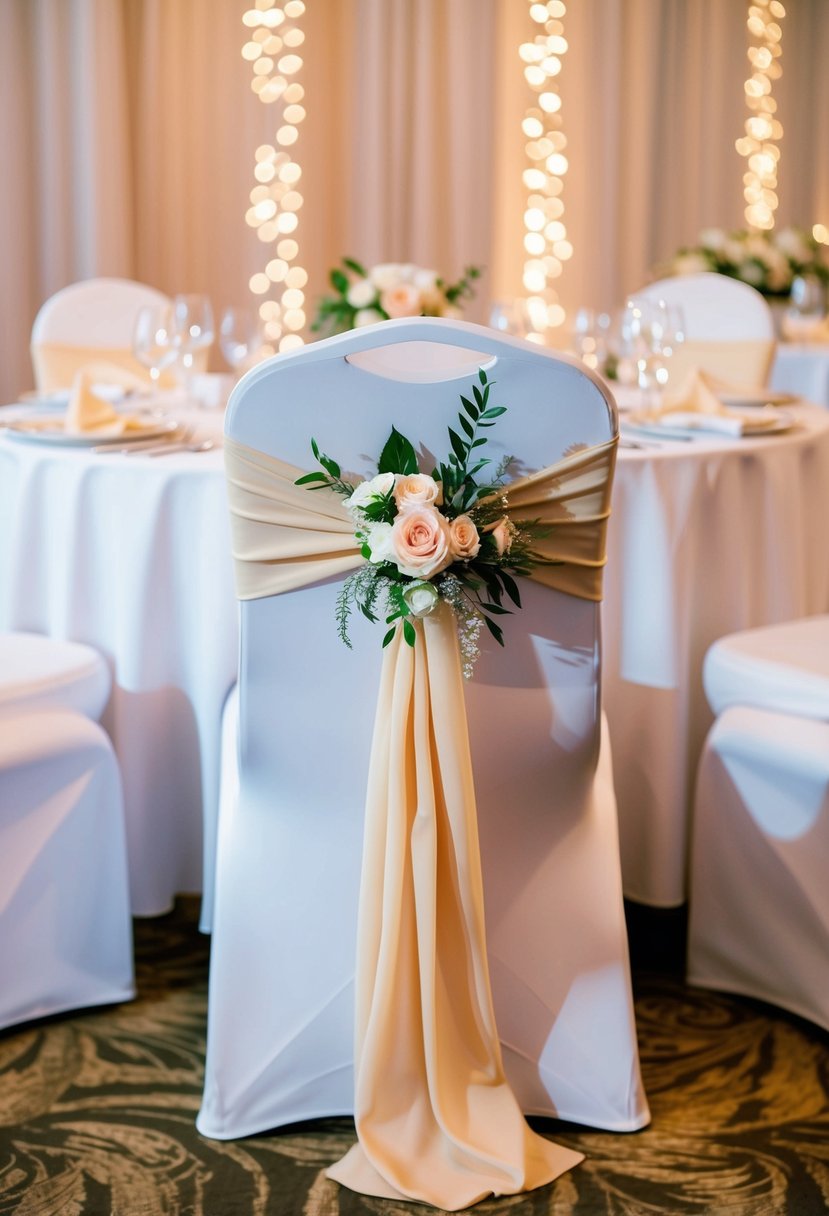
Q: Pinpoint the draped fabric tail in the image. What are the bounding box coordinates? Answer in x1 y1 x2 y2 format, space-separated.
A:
326 606 584 1210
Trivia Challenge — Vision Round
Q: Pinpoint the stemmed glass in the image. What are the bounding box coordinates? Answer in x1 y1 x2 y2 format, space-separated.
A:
171 294 215 380
489 299 533 338
219 306 264 375
132 304 178 384
783 275 826 341
620 298 680 405
571 307 611 373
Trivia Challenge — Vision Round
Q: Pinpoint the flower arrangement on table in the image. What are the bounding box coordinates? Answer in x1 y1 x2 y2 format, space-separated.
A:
295 368 546 676
660 226 829 298
310 258 481 336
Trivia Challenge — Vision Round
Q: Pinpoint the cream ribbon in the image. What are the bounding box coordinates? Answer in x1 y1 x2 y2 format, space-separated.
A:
665 338 776 389
224 433 617 1210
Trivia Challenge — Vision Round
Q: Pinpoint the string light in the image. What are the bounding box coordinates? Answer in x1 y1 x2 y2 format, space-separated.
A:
242 0 307 354
520 0 571 343
736 1 785 231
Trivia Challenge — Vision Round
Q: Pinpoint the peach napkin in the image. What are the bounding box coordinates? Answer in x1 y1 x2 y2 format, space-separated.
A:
65 368 151 436
639 369 782 436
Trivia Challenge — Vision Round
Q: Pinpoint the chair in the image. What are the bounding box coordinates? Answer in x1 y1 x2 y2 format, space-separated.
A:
0 633 134 1030
198 318 649 1146
687 616 829 1031
637 271 776 386
30 277 172 391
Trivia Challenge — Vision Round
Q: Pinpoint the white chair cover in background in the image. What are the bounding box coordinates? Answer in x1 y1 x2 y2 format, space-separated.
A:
29 277 175 391
636 272 776 387
0 632 134 1031
687 616 829 1031
199 320 649 1170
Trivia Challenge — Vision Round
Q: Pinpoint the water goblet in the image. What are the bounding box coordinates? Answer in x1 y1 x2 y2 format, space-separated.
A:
219 306 264 375
132 304 178 385
171 294 215 379
488 299 533 338
782 275 826 341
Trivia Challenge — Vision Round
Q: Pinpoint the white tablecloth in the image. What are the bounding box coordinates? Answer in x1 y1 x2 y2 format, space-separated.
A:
4 400 828 917
605 404 829 905
0 407 236 929
771 344 829 406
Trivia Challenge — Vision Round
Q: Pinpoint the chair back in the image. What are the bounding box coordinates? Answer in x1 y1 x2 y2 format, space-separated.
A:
31 277 171 390
637 272 775 385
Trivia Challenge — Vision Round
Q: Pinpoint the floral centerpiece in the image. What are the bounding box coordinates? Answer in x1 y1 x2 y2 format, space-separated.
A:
310 258 481 336
660 226 829 298
296 368 546 676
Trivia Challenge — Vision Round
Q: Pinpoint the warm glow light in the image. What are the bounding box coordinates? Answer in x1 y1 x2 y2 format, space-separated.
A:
243 0 306 350
520 0 570 339
738 0 785 231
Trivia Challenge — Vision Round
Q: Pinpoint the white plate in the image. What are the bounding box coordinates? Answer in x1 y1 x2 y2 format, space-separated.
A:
3 415 179 447
718 390 798 409
624 409 796 440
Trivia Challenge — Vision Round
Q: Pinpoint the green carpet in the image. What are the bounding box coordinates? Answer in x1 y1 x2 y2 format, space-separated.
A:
1 898 827 1215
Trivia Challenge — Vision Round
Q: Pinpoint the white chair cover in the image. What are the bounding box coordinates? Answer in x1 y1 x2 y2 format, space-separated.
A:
0 631 111 720
704 615 829 720
688 704 829 1031
0 710 134 1031
199 320 649 1197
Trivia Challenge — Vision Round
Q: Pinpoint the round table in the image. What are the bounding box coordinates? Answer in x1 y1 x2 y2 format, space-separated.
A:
0 406 235 930
605 403 829 905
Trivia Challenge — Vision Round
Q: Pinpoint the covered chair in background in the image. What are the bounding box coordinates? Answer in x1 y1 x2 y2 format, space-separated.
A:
688 615 829 1032
198 317 649 1179
0 632 134 1031
637 271 776 388
30 277 171 392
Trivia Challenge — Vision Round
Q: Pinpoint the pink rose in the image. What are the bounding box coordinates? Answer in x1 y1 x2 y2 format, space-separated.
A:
391 506 452 578
380 283 423 319
394 473 443 511
449 514 480 560
485 516 515 556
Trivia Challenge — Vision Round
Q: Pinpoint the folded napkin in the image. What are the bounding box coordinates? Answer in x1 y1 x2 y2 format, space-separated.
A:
638 368 781 436
65 369 150 435
782 315 829 344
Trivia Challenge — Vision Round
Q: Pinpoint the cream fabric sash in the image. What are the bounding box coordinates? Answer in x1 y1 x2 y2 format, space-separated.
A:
224 432 617 1210
666 338 776 389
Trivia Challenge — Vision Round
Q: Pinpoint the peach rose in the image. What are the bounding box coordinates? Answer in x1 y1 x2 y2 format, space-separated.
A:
380 283 423 319
485 516 516 556
449 514 480 561
390 506 452 578
394 473 443 511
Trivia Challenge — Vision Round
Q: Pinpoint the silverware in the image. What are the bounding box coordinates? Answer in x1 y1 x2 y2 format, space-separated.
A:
146 438 215 457
94 426 190 455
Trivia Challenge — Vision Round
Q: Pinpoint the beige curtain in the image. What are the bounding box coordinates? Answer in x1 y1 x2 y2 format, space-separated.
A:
1 0 828 402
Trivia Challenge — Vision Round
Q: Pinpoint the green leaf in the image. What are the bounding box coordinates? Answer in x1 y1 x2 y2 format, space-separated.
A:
459 414 474 440
472 384 484 409
403 618 416 647
460 395 478 419
382 627 397 648
471 438 487 448
378 426 419 476
342 257 368 277
359 603 378 622
320 454 341 478
311 437 320 460
360 543 372 560
482 615 504 645
448 427 467 463
331 268 349 294
295 471 330 486
478 367 488 386
481 406 507 419
482 602 512 615
499 571 522 608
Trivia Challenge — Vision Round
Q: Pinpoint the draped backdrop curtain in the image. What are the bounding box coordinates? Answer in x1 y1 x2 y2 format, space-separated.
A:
1 0 828 402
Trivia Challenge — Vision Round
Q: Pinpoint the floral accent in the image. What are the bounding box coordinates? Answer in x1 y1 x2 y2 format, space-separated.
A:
311 258 482 336
659 227 829 298
295 368 549 676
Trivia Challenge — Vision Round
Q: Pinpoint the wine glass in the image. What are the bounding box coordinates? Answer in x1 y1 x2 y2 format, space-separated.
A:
571 307 611 373
488 299 533 338
171 294 215 377
132 304 178 384
783 275 826 341
219 306 264 374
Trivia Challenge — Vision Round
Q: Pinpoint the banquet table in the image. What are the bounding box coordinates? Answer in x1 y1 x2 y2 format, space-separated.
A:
0 404 235 931
604 401 829 905
771 342 829 407
2 395 828 921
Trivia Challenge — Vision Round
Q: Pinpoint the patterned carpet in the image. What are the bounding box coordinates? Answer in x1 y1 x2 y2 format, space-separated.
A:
1 899 827 1216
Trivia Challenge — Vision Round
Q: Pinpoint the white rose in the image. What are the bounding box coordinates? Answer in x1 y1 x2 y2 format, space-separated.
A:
346 278 378 309
397 263 416 283
402 580 440 618
365 521 395 564
774 227 809 261
699 228 726 252
354 308 385 328
344 471 396 514
370 263 403 291
393 473 443 511
412 268 439 292
737 260 764 286
673 253 711 276
724 239 747 265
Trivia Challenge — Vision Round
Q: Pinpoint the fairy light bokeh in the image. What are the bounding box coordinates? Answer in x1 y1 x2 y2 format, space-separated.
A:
242 0 306 354
520 0 571 343
736 0 785 232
